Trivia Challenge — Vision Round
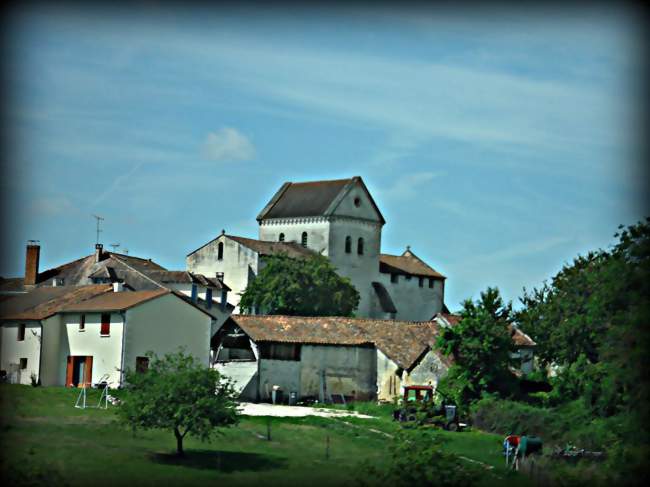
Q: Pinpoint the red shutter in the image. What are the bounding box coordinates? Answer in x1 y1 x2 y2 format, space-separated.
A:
66 356 74 387
100 314 110 336
84 356 93 386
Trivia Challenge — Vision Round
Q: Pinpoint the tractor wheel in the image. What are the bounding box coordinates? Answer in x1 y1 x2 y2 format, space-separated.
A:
447 422 459 432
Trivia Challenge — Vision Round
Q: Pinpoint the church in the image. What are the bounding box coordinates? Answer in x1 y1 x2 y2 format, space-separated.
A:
186 176 447 321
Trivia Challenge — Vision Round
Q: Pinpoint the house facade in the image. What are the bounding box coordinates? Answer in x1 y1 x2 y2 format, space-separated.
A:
0 285 212 387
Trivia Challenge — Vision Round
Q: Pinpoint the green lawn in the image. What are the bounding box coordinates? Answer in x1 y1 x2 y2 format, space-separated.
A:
0 385 529 486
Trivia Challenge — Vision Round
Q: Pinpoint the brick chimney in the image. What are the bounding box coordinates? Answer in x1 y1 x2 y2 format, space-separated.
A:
25 242 40 285
95 243 104 263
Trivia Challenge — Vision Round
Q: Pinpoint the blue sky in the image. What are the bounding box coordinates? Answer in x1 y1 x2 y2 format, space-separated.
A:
2 4 645 310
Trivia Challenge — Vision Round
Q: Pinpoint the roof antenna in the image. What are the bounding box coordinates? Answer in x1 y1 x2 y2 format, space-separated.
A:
92 214 104 245
110 243 120 252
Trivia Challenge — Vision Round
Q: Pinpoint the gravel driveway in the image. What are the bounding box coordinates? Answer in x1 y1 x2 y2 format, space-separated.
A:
238 402 374 419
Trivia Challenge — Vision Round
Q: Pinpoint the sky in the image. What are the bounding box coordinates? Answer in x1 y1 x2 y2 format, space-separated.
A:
1 3 646 310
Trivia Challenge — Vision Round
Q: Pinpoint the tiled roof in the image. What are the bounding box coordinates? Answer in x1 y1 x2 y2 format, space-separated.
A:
229 315 373 346
256 176 386 224
228 236 316 259
145 270 230 291
0 285 112 320
229 315 449 370
511 327 536 347
0 277 26 293
432 312 462 326
257 178 352 220
61 289 169 312
379 249 445 279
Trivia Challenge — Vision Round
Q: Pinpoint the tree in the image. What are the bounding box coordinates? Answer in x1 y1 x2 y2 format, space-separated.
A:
516 218 650 416
118 350 239 456
239 253 360 316
436 287 516 405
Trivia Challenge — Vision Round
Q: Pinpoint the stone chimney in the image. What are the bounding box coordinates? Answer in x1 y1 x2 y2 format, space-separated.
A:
25 242 40 286
95 243 104 263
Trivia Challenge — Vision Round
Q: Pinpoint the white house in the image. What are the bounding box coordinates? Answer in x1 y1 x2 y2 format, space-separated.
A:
187 176 447 320
0 284 213 387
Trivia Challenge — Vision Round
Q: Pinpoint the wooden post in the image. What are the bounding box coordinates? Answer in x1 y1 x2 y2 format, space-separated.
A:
267 417 272 441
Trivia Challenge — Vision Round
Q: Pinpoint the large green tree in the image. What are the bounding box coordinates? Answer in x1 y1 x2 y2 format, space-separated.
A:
118 351 239 456
239 253 360 316
516 218 650 416
436 287 516 405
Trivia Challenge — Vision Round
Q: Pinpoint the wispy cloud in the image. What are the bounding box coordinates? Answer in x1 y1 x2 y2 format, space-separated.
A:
202 127 256 162
379 172 440 201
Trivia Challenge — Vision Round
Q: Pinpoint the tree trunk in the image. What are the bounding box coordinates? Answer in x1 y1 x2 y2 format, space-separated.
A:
174 427 184 456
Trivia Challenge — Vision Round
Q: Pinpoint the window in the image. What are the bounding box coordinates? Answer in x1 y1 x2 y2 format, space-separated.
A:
100 313 111 336
345 236 351 253
354 197 361 207
391 274 398 284
357 237 364 255
418 277 424 288
301 232 308 247
79 314 86 331
20 358 28 370
206 288 213 309
136 356 149 374
217 242 224 260
405 275 412 281
279 233 285 242
428 278 434 289
260 343 301 361
17 323 25 341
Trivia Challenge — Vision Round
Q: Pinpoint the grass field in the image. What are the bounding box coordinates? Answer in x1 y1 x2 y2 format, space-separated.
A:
0 385 529 486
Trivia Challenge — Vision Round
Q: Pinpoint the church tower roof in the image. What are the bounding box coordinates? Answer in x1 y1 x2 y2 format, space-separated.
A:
256 176 385 224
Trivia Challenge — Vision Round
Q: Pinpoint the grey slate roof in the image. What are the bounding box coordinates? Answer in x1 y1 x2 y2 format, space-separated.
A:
228 236 316 260
256 176 386 224
379 249 445 279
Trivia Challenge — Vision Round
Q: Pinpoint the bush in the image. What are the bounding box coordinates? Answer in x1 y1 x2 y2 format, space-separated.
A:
359 429 479 486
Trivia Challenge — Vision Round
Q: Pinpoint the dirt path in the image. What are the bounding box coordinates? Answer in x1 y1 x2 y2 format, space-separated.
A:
238 402 374 419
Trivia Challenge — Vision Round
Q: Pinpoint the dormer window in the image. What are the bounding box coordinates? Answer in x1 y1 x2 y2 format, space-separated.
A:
217 242 224 260
301 232 308 248
357 238 364 255
345 236 351 254
279 233 285 242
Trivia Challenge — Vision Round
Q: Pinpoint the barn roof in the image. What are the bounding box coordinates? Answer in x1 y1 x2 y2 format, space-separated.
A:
229 314 449 370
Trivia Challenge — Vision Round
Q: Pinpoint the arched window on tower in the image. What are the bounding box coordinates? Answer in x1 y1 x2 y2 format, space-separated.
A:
217 242 224 260
301 232 308 248
345 236 351 254
279 233 285 242
357 237 364 255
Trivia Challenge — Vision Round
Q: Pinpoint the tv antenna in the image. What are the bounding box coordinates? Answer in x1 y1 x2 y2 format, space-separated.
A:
92 215 104 245
109 243 120 252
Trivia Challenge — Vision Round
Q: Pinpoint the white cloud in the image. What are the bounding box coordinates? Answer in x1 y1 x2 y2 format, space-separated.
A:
202 127 255 162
